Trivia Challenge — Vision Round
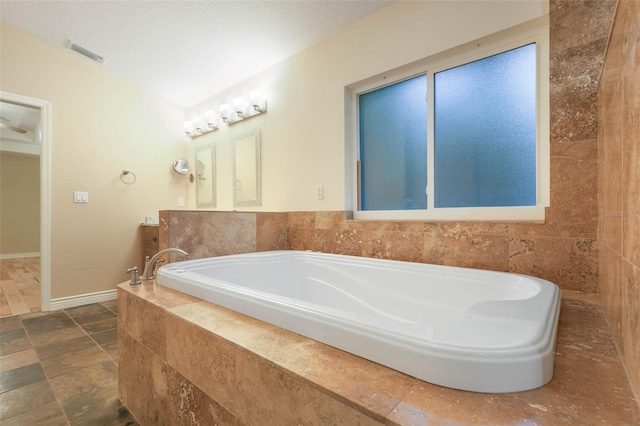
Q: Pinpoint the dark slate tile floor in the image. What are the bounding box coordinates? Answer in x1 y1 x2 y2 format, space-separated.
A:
0 300 138 425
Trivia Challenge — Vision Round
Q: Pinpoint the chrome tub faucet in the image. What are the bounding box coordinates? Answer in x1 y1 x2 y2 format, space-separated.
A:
141 248 190 281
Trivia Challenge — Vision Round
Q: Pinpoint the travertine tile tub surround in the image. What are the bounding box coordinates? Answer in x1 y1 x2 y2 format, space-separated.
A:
131 0 640 417
158 210 287 260
161 208 597 295
118 281 639 425
597 0 640 399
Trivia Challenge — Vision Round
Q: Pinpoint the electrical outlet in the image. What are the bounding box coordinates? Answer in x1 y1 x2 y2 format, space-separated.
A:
178 197 185 207
315 185 324 200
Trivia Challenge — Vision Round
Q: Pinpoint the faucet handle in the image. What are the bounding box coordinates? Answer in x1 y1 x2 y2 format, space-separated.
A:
153 258 166 277
126 266 141 285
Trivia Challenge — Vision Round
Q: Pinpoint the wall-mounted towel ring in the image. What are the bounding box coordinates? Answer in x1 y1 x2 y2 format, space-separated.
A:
120 170 136 185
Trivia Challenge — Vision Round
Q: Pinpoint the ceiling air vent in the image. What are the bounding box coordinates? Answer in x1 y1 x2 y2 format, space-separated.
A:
68 42 105 64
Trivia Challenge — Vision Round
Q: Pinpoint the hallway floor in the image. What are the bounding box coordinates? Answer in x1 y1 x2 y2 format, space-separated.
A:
0 300 138 425
0 257 41 318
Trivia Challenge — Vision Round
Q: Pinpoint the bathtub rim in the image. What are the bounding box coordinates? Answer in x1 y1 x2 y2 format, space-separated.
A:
157 250 561 392
159 250 558 350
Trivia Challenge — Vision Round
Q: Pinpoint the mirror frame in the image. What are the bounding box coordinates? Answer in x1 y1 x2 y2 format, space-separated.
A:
195 144 216 208
172 158 190 174
232 128 262 208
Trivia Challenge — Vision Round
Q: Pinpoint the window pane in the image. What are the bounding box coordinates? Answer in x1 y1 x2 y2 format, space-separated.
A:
434 43 537 208
359 75 427 211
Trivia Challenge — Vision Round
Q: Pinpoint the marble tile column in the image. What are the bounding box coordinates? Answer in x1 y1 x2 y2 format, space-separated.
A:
597 0 640 399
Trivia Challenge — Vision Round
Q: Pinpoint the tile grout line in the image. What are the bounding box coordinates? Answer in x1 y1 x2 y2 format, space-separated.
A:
18 311 73 426
595 287 640 409
18 304 119 426
3 302 136 425
17 304 119 425
66 304 120 367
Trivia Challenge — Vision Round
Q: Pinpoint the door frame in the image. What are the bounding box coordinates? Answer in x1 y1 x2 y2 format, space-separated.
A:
1 91 52 311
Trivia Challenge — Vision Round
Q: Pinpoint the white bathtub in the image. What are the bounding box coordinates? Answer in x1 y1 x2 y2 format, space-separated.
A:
157 250 561 393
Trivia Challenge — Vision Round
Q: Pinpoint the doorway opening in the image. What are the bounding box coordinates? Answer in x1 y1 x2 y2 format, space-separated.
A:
0 92 51 317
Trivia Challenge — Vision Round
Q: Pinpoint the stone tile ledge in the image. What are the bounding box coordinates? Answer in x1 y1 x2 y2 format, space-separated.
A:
117 280 639 425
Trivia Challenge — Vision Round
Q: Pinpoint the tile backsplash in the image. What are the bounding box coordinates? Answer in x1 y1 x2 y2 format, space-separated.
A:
159 211 287 260
160 209 598 294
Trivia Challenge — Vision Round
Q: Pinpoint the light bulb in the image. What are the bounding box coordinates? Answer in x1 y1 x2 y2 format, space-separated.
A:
205 110 218 129
220 103 231 122
250 90 266 112
233 97 248 117
183 121 194 137
193 115 204 133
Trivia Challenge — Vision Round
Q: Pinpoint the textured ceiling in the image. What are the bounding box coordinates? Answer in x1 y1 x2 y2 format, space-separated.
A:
0 1 394 107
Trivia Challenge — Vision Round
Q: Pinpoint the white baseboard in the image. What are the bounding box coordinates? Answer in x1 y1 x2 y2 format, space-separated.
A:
0 252 41 260
49 289 117 311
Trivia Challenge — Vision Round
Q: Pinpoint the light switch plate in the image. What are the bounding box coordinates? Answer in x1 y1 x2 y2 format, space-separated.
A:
74 191 89 203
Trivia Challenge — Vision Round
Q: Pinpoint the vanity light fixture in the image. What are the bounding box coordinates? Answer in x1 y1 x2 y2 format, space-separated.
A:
224 91 267 124
184 89 268 138
184 109 219 139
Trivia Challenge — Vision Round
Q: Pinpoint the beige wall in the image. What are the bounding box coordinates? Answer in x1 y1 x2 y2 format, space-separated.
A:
0 152 40 255
0 22 188 299
598 0 640 399
186 1 547 211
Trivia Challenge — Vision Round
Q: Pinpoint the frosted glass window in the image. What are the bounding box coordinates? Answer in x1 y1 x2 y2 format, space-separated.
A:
434 43 537 208
359 75 427 210
352 31 546 221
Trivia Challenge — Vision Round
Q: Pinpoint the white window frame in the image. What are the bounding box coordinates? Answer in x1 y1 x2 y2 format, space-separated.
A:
346 17 549 222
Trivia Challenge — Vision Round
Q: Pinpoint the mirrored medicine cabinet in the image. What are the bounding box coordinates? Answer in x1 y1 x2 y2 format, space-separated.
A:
233 129 262 208
195 144 216 208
